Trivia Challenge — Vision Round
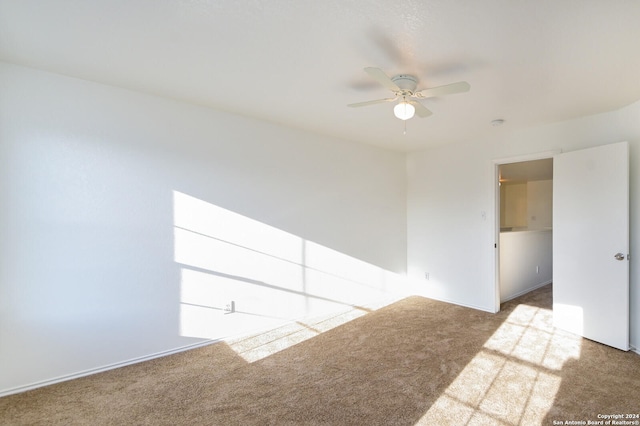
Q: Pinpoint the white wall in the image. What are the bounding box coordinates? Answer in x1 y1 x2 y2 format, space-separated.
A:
406 138 495 310
499 230 552 302
501 182 528 229
501 179 552 230
407 99 640 350
0 62 408 395
527 180 553 229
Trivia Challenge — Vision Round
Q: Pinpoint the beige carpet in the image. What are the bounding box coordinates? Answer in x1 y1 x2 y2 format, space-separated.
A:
1 284 639 425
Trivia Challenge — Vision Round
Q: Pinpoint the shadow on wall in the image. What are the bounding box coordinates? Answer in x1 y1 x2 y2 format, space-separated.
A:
173 191 407 344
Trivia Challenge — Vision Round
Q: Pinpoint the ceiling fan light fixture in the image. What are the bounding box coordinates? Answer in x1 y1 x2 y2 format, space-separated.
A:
394 100 415 120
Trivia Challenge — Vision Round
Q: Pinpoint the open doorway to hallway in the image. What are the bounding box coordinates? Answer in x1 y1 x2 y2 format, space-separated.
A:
497 158 553 305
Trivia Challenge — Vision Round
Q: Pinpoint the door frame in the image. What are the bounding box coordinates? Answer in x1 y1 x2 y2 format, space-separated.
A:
491 150 561 313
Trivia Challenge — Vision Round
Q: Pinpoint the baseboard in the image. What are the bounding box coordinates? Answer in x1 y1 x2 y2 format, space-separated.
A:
0 339 219 398
500 280 552 304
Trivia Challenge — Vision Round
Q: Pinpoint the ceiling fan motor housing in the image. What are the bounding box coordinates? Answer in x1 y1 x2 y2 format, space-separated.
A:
391 74 418 93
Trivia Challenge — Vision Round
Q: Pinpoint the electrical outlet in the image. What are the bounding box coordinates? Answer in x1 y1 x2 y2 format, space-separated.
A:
224 301 235 314
425 272 430 280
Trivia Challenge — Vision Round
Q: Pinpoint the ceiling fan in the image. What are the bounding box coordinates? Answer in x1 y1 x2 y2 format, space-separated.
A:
348 67 470 120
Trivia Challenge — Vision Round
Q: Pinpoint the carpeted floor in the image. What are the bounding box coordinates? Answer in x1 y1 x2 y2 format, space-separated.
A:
0 284 638 425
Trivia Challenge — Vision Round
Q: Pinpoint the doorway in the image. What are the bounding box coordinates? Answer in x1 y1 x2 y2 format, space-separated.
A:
493 152 557 312
493 143 629 350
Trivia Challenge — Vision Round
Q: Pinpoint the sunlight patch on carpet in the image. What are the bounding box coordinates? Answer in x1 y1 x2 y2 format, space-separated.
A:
416 304 581 425
225 307 373 363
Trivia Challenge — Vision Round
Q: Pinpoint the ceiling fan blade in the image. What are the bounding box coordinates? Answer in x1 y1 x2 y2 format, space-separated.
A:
364 67 401 92
347 97 397 108
415 81 470 99
410 100 433 118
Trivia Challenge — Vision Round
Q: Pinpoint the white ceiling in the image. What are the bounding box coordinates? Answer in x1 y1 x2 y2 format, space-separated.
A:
1 1 640 152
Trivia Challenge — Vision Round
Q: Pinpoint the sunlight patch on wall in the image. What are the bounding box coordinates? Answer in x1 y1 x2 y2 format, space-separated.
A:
179 268 305 339
174 190 303 264
416 304 582 425
305 241 389 292
172 191 406 346
174 227 306 292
